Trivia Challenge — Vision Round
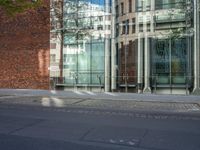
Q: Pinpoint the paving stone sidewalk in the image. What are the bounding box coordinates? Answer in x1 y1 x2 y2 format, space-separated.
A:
0 89 200 114
0 95 200 116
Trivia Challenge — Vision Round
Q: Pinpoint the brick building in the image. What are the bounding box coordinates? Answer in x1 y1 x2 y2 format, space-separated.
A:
0 0 50 89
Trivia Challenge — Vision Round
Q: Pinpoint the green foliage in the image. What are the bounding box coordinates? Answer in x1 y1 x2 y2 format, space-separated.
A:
0 0 42 16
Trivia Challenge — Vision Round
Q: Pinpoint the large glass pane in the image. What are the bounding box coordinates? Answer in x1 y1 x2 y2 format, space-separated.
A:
91 39 105 85
63 44 77 84
91 42 104 71
63 0 107 86
78 72 90 84
153 38 188 85
171 38 187 84
91 41 104 84
136 0 151 11
78 42 91 84
155 10 185 23
155 0 185 10
78 43 90 71
154 39 170 84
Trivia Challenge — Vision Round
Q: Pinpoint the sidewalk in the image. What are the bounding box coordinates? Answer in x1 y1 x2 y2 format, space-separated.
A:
0 89 200 119
0 88 200 103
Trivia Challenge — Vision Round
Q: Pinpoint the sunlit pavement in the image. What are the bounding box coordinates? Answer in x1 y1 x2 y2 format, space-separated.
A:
0 89 200 115
0 89 200 102
0 89 200 150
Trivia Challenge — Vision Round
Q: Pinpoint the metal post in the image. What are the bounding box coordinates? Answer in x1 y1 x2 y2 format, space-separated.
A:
125 21 128 93
143 35 151 93
97 75 102 92
140 6 151 94
169 38 172 94
59 0 64 83
111 0 117 91
192 0 200 94
185 0 192 95
137 36 143 93
104 0 111 92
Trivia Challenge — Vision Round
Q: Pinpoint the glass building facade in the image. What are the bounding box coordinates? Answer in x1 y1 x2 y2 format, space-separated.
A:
50 0 200 94
62 0 111 86
114 0 197 94
150 0 193 91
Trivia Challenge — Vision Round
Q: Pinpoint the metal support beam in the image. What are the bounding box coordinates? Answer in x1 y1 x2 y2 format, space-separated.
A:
137 35 144 93
111 0 117 91
104 0 111 92
192 0 200 95
143 35 151 93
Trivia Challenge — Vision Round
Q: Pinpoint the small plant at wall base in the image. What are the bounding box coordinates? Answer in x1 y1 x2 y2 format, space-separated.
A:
0 0 42 16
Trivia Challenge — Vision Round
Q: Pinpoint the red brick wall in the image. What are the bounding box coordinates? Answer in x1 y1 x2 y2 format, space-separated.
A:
0 0 50 89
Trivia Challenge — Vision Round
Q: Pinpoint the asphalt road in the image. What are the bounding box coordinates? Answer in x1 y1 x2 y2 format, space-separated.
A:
0 96 200 150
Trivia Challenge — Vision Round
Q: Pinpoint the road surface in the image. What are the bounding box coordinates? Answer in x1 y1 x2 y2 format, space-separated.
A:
0 94 200 150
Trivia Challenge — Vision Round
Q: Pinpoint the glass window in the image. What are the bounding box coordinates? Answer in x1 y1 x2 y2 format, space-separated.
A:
155 0 185 10
116 23 119 37
50 54 56 63
132 18 135 33
122 21 126 34
62 0 107 85
63 45 77 71
50 43 56 49
152 38 188 85
78 43 90 71
155 10 186 24
139 24 143 32
91 42 104 71
116 5 119 17
126 19 129 34
129 0 132 13
136 0 151 12
121 2 124 15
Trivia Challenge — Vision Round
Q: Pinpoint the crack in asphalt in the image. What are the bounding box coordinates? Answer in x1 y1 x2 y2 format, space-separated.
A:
7 119 44 135
79 128 94 141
